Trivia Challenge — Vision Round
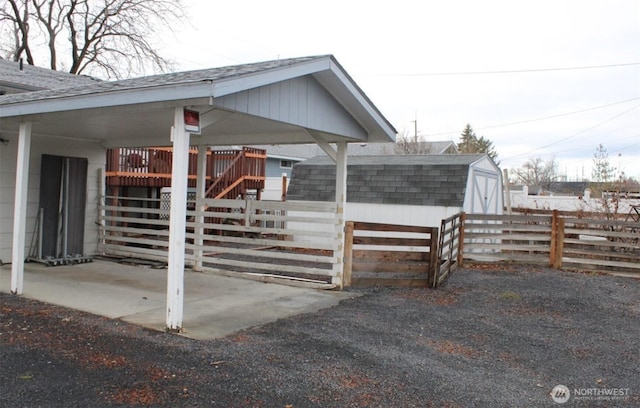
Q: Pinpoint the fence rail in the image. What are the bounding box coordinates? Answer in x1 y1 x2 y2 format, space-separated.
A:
98 198 640 291
343 221 438 287
434 213 463 287
98 196 340 288
461 210 640 275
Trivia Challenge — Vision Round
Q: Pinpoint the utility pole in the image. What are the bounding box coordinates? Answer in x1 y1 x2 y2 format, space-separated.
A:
411 112 418 142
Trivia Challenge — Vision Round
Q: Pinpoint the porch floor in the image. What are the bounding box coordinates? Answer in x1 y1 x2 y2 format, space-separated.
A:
0 260 356 340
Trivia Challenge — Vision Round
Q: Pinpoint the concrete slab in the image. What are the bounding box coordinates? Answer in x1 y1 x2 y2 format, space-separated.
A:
0 260 356 340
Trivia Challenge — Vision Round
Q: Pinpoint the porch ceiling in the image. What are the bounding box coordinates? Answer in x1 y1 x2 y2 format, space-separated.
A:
0 102 332 148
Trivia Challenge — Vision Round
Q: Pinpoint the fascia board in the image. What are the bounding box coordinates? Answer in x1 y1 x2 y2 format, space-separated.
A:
0 82 213 118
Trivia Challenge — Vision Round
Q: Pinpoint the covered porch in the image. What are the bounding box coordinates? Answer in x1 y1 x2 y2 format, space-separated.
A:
0 55 396 333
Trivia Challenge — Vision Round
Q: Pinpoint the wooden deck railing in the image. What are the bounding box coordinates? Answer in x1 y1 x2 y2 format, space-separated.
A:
205 147 267 199
106 147 206 187
105 147 266 197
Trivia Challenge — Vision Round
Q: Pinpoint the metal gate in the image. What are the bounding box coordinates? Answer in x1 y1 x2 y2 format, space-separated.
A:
30 154 91 265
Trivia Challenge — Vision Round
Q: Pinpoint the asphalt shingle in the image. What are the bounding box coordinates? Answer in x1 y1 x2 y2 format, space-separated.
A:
287 154 486 207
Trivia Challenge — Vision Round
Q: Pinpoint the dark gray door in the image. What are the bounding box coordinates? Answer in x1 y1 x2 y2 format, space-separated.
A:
39 154 88 258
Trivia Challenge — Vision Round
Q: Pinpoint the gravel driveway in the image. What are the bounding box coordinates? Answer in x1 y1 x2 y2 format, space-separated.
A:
1 264 638 407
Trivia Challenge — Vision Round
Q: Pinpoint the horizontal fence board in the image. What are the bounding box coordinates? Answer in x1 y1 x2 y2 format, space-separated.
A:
99 245 171 261
350 276 429 288
464 223 552 230
563 238 640 251
193 234 335 251
464 253 550 263
100 226 170 237
351 221 434 234
465 243 552 252
352 250 426 261
100 215 169 227
352 261 429 274
185 222 335 239
197 267 336 289
563 217 640 229
189 211 338 225
466 214 552 223
564 228 640 240
102 205 166 216
194 256 335 277
352 236 432 247
200 198 336 213
562 247 638 261
99 234 169 248
464 233 552 242
562 257 640 270
186 244 336 264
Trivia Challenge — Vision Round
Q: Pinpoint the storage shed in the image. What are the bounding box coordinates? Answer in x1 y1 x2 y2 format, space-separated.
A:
287 154 503 227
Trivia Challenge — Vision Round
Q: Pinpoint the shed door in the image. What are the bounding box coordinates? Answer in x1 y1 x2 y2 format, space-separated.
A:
470 170 500 214
39 154 88 258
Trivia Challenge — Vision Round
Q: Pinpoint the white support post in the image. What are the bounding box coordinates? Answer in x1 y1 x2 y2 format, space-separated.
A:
10 122 32 295
333 142 348 288
193 145 208 271
166 108 191 332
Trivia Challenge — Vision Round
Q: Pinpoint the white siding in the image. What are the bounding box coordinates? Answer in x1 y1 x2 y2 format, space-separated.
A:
215 76 367 140
345 202 462 228
0 133 105 263
288 201 462 246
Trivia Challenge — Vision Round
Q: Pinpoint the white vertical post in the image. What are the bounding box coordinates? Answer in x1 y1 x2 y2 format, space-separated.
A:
333 142 348 288
11 122 32 295
193 145 208 271
166 108 191 332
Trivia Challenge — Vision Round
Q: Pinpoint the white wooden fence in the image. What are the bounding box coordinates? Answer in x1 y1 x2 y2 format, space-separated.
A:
98 196 341 288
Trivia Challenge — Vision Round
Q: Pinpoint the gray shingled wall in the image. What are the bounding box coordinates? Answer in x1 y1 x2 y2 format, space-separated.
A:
287 155 483 207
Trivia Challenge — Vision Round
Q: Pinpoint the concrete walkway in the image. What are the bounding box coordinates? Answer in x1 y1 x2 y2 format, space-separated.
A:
0 260 356 340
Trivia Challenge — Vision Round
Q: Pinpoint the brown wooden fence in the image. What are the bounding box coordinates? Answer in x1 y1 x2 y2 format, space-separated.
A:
433 213 463 287
343 221 439 287
460 210 640 276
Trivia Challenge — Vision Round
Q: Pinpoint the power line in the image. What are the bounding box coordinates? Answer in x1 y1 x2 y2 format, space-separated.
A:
422 97 640 138
381 62 640 77
504 104 640 161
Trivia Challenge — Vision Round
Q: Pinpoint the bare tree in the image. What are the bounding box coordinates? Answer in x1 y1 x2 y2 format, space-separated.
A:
513 156 558 189
393 129 434 154
1 0 186 78
591 144 617 184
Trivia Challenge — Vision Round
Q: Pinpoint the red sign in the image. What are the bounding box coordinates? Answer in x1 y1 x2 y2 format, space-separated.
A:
184 108 201 134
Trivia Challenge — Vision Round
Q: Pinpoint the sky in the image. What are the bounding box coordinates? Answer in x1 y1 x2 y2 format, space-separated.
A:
159 0 640 181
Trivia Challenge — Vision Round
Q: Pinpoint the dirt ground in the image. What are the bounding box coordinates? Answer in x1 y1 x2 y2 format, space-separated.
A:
1 264 639 407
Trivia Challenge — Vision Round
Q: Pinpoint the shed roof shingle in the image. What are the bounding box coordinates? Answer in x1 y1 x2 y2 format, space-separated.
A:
287 154 485 207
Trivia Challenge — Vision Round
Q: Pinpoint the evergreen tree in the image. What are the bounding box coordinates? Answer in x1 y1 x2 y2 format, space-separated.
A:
456 124 499 163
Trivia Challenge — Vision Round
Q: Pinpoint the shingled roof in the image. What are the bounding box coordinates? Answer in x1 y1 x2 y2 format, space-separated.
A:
287 154 486 206
250 141 458 161
0 58 98 94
